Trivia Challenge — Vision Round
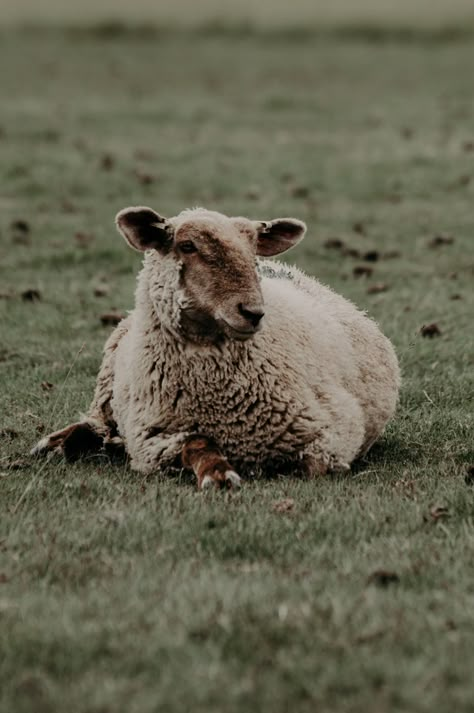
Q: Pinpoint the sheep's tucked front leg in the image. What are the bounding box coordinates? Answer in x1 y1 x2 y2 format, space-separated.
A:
31 419 119 461
31 319 130 463
181 435 242 490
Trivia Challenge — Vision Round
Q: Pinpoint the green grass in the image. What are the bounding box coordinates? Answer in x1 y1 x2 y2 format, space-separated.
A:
1 29 474 713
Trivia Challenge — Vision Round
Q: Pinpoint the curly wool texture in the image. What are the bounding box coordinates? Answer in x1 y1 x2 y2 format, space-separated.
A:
88 249 400 476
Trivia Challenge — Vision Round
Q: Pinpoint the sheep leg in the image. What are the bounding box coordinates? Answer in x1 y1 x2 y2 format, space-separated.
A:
31 319 130 462
30 419 114 461
181 435 242 490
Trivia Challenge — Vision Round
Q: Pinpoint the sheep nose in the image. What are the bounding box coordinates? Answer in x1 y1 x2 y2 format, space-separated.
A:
238 303 265 328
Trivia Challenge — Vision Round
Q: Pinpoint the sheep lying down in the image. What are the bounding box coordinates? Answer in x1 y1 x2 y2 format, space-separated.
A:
32 206 400 489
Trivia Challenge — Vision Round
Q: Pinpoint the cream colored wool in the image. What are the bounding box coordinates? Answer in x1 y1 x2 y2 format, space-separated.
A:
83 208 400 476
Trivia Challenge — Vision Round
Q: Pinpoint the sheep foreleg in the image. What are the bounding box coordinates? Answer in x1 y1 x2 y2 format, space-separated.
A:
181 435 242 490
30 419 121 461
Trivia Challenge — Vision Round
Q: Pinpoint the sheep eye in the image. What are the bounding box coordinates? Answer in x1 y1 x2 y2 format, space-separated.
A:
178 241 197 254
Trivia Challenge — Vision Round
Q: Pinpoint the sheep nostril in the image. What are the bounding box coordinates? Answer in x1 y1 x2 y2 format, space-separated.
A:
238 303 265 328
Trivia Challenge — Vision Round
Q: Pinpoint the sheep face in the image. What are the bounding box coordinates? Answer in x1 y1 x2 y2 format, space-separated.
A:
116 206 306 344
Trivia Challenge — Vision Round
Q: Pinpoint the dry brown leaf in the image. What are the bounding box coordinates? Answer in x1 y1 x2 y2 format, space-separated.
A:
464 465 474 486
429 505 449 521
5 458 29 470
367 570 400 587
353 265 373 278
290 185 310 199
245 186 260 200
428 234 454 248
100 311 126 326
134 169 155 186
323 238 345 250
342 247 361 258
21 289 41 302
0 428 18 439
420 323 442 338
367 282 389 295
75 231 94 247
362 250 379 262
272 498 295 514
100 153 115 171
11 219 30 234
94 285 110 297
352 221 366 235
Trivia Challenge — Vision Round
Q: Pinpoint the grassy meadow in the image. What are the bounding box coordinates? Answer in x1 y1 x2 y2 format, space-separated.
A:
2 0 474 31
1 27 474 713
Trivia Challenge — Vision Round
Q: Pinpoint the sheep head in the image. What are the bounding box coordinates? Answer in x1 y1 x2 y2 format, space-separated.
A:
116 206 306 345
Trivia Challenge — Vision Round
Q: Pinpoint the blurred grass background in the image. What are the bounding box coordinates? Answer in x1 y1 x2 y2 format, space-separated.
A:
2 0 474 31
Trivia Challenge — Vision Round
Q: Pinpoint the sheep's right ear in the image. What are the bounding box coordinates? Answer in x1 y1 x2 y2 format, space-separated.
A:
115 206 174 253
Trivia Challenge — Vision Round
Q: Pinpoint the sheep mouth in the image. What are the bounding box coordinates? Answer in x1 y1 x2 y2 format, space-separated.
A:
220 320 261 341
179 308 260 342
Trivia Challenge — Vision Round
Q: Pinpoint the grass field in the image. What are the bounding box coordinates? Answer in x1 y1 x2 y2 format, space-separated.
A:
2 0 474 31
1 28 474 713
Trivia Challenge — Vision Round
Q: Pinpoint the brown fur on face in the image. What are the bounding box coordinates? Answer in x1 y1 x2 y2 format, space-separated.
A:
116 206 306 345
173 214 264 342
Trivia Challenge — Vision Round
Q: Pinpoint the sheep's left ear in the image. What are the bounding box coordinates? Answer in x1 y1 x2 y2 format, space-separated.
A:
254 218 306 257
115 206 174 253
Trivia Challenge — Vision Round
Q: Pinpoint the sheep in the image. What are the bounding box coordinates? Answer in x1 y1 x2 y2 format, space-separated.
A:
32 206 400 489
